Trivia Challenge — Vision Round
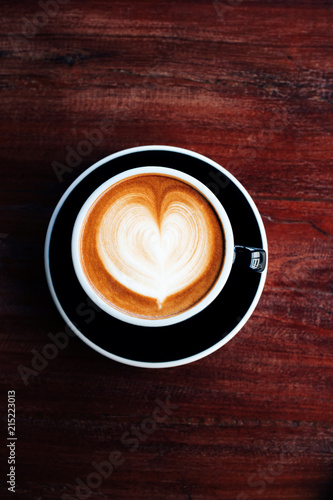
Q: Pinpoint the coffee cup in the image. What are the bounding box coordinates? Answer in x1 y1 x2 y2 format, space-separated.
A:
71 166 265 327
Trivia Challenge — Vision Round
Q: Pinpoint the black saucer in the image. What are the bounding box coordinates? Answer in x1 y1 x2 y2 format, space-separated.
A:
45 147 268 367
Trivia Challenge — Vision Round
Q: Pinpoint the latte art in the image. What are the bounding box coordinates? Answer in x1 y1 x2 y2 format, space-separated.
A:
79 174 224 319
98 193 213 308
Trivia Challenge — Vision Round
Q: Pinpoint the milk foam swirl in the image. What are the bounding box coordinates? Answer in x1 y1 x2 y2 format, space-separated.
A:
97 190 212 308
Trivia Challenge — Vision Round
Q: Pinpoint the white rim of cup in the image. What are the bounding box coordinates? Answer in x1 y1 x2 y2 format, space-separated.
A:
44 145 268 368
71 166 234 327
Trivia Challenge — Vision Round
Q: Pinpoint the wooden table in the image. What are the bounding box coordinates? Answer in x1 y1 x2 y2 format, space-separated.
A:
1 1 332 499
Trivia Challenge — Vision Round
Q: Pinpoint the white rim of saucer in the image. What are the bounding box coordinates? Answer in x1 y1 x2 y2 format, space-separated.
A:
44 145 268 368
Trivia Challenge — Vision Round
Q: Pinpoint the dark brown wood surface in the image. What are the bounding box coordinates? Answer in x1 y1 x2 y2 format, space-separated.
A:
1 1 332 499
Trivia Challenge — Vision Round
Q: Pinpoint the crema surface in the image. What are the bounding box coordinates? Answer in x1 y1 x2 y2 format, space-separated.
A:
80 174 224 319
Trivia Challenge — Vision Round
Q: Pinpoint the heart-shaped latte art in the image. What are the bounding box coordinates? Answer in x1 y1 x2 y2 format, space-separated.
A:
97 190 212 309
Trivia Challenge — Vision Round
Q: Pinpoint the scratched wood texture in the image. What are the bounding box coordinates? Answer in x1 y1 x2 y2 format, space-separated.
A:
0 1 332 499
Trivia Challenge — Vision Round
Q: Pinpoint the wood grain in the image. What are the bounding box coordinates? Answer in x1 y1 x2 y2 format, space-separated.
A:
0 1 332 499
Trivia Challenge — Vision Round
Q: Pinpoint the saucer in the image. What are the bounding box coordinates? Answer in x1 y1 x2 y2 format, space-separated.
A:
44 146 268 368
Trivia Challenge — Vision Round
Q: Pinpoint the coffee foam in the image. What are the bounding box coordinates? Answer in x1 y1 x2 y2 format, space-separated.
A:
80 174 224 319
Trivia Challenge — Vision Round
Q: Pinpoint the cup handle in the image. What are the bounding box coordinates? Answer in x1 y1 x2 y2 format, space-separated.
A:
233 246 267 273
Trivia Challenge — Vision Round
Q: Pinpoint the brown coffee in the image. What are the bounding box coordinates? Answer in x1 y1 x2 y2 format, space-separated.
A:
79 174 225 320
